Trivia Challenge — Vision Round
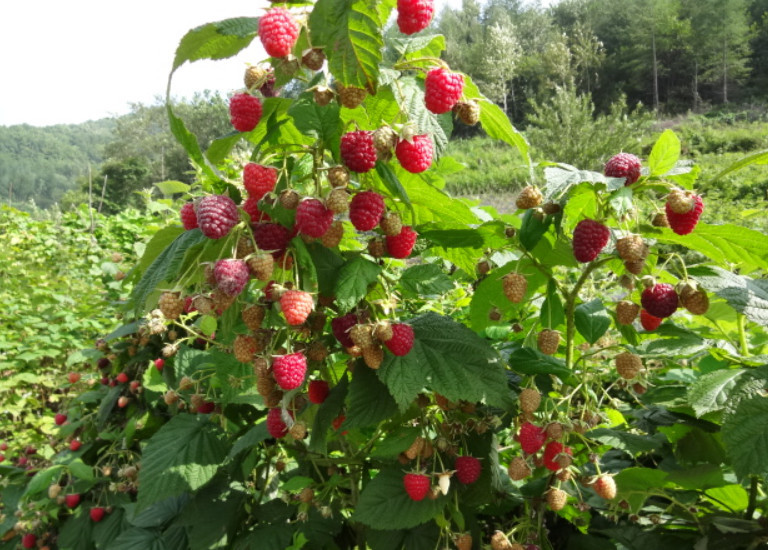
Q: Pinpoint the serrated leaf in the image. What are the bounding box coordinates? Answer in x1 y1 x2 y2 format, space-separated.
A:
171 18 258 71
109 527 166 550
648 129 681 176
155 180 190 196
587 428 660 454
688 265 768 327
562 182 599 231
505 346 573 382
23 465 65 497
287 95 342 149
614 467 670 512
609 186 633 218
722 395 768 479
57 509 95 550
574 299 611 344
540 280 564 329
393 76 449 156
167 105 218 182
398 264 453 296
687 369 745 417
93 507 126 549
391 34 445 60
228 423 269 459
206 132 240 165
306 243 345 297
370 427 422 459
519 208 552 251
126 226 184 284
233 524 294 550
543 166 622 199
309 375 349 455
344 364 398 429
334 256 381 313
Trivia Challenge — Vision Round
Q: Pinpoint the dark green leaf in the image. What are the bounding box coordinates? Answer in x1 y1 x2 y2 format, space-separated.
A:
287 95 342 148
171 18 259 71
334 256 382 313
344 364 398 429
228 423 270 459
540 280 565 329
399 264 453 296
574 299 611 344
109 527 166 550
306 243 345 297
233 524 294 550
519 208 551 251
309 375 349 455
370 427 422 460
722 395 768 479
587 428 661 454
58 509 95 550
505 346 573 382
420 228 484 248
687 369 746 417
376 162 411 206
614 467 669 512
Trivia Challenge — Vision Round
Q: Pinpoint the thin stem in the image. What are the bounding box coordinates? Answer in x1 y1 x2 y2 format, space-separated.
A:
746 475 759 519
564 259 610 369
738 313 750 357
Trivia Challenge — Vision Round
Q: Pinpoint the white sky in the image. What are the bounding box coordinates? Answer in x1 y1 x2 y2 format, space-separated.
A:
0 0 467 127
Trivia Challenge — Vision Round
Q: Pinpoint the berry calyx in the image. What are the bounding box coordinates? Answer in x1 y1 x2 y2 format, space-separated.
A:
258 8 300 58
424 67 464 114
403 472 431 501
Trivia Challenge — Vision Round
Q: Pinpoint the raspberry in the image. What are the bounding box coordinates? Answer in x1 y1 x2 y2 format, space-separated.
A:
519 388 541 413
241 197 271 224
253 222 291 258
455 534 473 550
624 259 645 275
332 313 358 348
196 194 240 239
454 100 480 126
214 259 250 296
386 226 418 258
65 493 81 508
302 48 325 71
652 212 670 227
349 191 385 231
259 8 299 58
547 488 568 511
615 352 642 379
455 455 482 484
502 273 527 303
54 413 67 426
368 237 386 257
543 441 572 471
515 185 543 209
490 531 514 550
180 202 198 230
679 285 709 315
295 198 334 238
233 334 257 363
537 329 560 355
379 212 403 237
373 126 398 161
362 344 384 369
340 131 377 173
616 300 640 325
424 67 464 114
604 152 641 185
90 507 106 522
116 372 129 384
384 323 414 356
403 473 431 501
507 456 531 480
280 290 314 325
572 219 610 263
22 534 37 549
229 93 262 132
616 234 647 262
272 352 307 390
640 309 663 331
242 304 266 330
308 380 330 404
266 408 290 439
321 220 344 248
244 64 270 90
306 340 329 361
641 283 678 318
667 188 695 214
337 84 367 109
326 188 350 214
665 194 704 235
279 189 299 210
519 422 546 454
350 323 374 349
373 320 394 343
159 292 185 320
397 0 434 35
328 166 350 188
243 163 278 201
594 475 617 500
396 134 433 173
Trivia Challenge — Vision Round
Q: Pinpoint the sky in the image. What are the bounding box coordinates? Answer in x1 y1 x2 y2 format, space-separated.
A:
0 0 468 127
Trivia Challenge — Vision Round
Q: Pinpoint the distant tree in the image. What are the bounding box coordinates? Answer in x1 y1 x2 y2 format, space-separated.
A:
97 157 151 214
477 18 522 115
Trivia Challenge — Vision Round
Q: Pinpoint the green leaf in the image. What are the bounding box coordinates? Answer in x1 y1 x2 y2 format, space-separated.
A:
688 265 768 327
614 467 669 512
687 369 746 417
282 476 314 493
126 226 184 285
334 256 382 313
609 186 634 218
68 458 95 481
519 208 551 251
505 346 574 382
23 465 65 497
705 484 750 512
287 95 342 149
93 507 126 549
233 524 294 550
306 243 345 297
540 280 564 329
574 299 611 344
228 423 269 459
171 18 258 71
375 162 411 206
206 132 240 165
722 395 768 479
648 129 681 176
309 375 349 455
110 527 166 550
137 415 229 510
58 509 95 550
587 428 661 454
166 105 218 182
390 34 445 60
543 166 620 200
344 364 398 429
711 148 768 181
370 427 422 460
154 181 190 196
398 264 453 296
391 77 450 156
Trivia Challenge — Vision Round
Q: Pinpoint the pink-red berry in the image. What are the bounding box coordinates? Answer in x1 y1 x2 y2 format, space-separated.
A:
403 472 431 501
272 352 307 390
604 152 641 185
196 195 240 239
455 455 482 484
641 283 678 319
397 0 434 35
280 290 314 325
266 408 290 439
229 93 262 132
259 8 300 58
295 198 334 238
386 226 418 258
22 534 37 549
665 194 704 235
243 163 278 201
214 259 250 296
180 202 198 230
425 68 464 114
242 197 271 224
572 219 611 263
55 413 67 426
519 422 546 454
253 222 291 258
340 131 377 173
65 493 81 509
384 323 414 356
308 380 330 404
396 135 433 173
69 439 82 452
349 191 385 231
543 441 572 471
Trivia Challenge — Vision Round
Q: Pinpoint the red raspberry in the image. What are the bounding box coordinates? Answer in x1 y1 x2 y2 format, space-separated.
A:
397 0 434 35
332 313 358 348
180 202 198 230
425 68 464 114
65 493 81 509
196 400 215 414
266 408 291 438
69 439 82 451
295 198 334 238
572 219 610 263
253 222 291 258
640 309 663 331
519 422 546 454
280 290 314 325
665 194 704 235
386 226 418 258
349 191 385 231
641 283 678 318
543 441 572 471
22 534 37 549
604 152 641 185
340 131 377 173
243 163 278 201
242 197 271 224
196 195 240 239
259 8 300 58
90 507 106 522
396 135 433 173
384 323 414 356
272 352 307 390
116 372 129 384
308 380 330 404
214 259 250 296
55 413 67 426
229 93 262 132
403 472 431 501
454 455 482 484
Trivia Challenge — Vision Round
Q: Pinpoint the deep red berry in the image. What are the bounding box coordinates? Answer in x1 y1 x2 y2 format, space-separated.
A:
242 197 271 224
180 202 198 230
665 194 704 235
332 313 358 348
641 283 678 319
154 358 165 371
425 68 464 114
604 152 641 185
349 191 385 231
196 401 215 414
543 441 572 471
332 414 346 431
455 456 482 484
196 195 240 239
272 352 307 390
519 422 546 454
90 507 106 522
259 8 300 58
229 93 263 132
65 493 81 509
295 198 334 238
280 290 314 325
397 0 434 35
214 259 250 296
116 372 129 384
340 131 377 173
640 309 663 331
0 454 4 463
396 135 433 173
69 439 82 452
384 323 414 356
386 226 418 258
308 380 330 404
403 473 431 501
253 222 291 258
22 534 37 549
243 163 278 201
55 413 67 426
266 408 291 438
572 219 611 263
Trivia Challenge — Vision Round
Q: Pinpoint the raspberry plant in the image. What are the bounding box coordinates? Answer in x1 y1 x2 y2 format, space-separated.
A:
2 2 768 550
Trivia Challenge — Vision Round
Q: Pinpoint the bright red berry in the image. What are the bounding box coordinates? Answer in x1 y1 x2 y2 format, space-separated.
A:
154 358 165 371
69 439 82 452
116 372 129 384
332 414 346 431
396 135 433 173
0 442 6 451
280 290 314 325
340 131 377 173
308 380 330 404
543 441 572 471
180 202 198 230
397 0 434 35
214 259 250 296
54 413 67 426
425 68 464 114
266 408 291 438
295 198 334 238
572 219 611 263
519 422 546 454
384 323 414 356
641 283 678 319
403 473 431 501
332 313 358 348
386 226 418 258
196 195 240 239
604 152 641 185
65 493 81 509
22 534 37 549
253 222 291 258
242 197 271 224
640 309 663 331
455 456 482 484
349 191 385 231
90 507 106 522
272 352 307 390
243 163 278 201
665 194 704 235
229 93 263 132
0 454 4 463
259 8 300 58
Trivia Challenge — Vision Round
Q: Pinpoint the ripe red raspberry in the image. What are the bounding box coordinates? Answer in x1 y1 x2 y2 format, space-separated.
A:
396 135 433 173
22 534 37 549
65 493 81 509
454 455 482 484
295 198 334 238
386 226 418 258
308 380 330 404
665 194 704 235
604 152 641 185
272 352 307 390
640 309 663 331
116 372 129 384
266 408 291 438
572 219 610 263
70 439 82 451
241 197 271 224
244 163 278 200
253 222 291 258
259 8 300 58
641 283 678 318
349 191 385 231
90 507 106 522
196 195 240 239
280 290 314 325
332 313 358 348
403 473 431 501
229 93 262 132
55 413 67 426
214 259 250 296
425 68 464 114
519 422 546 454
543 441 572 471
180 202 198 230
340 131 377 173
397 0 434 35
384 323 414 356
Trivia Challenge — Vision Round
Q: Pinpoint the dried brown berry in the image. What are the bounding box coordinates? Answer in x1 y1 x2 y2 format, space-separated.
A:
453 100 480 126
233 334 258 363
350 324 374 349
667 188 695 214
289 421 308 440
379 212 403 237
327 166 349 188
373 126 398 162
679 284 709 315
326 188 350 214
279 189 300 210
247 253 274 281
313 86 334 106
158 292 184 320
652 212 669 228
363 344 384 369
242 304 266 331
507 457 531 481
301 48 325 71
616 234 647 262
367 237 386 258
624 259 645 275
490 530 514 550
320 221 344 248
244 64 270 90
337 84 367 109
